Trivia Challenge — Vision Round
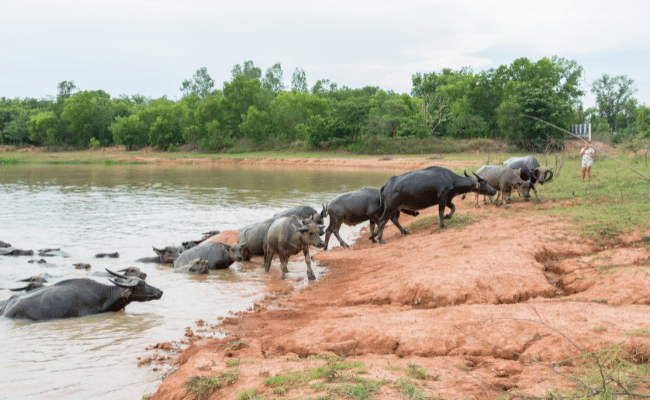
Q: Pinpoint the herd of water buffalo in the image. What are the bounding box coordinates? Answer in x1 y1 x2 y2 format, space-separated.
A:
0 155 553 321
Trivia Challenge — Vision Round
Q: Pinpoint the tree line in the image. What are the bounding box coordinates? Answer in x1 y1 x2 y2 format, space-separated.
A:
1 58 647 152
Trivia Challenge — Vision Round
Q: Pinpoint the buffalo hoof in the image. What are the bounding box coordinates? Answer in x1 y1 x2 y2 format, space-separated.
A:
370 238 377 243
342 243 350 249
443 214 453 220
439 224 448 229
402 230 412 235
308 275 316 281
474 204 480 208
378 239 386 244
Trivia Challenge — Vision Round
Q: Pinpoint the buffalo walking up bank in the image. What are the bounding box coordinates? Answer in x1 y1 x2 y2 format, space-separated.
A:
374 166 497 243
264 216 325 280
503 155 553 203
472 165 531 208
0 269 163 321
324 188 419 249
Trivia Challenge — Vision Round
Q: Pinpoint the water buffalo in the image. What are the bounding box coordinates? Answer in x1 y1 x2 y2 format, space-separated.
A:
0 241 10 248
95 252 119 258
201 230 240 246
117 267 147 280
0 269 163 321
173 241 245 270
273 204 328 224
324 188 420 249
6 276 49 292
503 156 553 203
202 230 221 239
0 248 34 256
137 246 181 264
74 263 91 270
264 216 325 280
174 258 209 274
238 219 275 261
38 248 70 258
374 166 497 243
472 165 531 208
182 238 206 251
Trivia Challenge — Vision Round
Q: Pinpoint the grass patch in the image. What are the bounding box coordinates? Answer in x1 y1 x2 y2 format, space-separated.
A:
185 370 238 400
408 212 481 232
593 298 609 304
225 359 257 368
623 328 650 337
591 325 608 332
385 362 438 381
328 378 383 399
0 157 20 165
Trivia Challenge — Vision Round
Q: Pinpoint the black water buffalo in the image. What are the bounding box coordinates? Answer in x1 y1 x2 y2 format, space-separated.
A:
503 156 553 203
324 188 420 249
237 219 275 261
0 269 163 321
137 246 181 264
6 276 49 292
374 166 497 243
264 216 325 280
173 241 245 270
273 204 328 224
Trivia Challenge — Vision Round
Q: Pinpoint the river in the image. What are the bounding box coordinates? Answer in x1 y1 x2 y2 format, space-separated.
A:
0 163 394 400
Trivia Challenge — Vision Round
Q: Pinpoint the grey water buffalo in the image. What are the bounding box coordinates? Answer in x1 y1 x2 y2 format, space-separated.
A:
324 188 420 249
95 252 119 258
374 166 497 243
264 216 325 280
74 263 91 270
0 241 10 248
0 269 163 321
182 238 206 251
0 248 34 256
38 248 70 258
174 258 209 274
117 267 147 280
273 204 328 224
202 230 221 239
173 241 245 270
137 246 181 264
503 156 553 203
238 219 275 261
472 165 530 208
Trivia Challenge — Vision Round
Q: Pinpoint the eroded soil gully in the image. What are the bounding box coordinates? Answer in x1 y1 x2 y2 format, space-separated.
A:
149 200 650 400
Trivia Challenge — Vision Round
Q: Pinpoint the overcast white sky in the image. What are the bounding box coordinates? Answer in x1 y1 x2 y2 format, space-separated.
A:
1 0 648 108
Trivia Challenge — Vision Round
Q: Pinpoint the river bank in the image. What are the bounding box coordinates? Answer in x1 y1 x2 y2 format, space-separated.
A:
134 154 650 399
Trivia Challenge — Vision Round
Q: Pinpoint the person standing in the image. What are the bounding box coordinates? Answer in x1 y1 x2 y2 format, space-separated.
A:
580 142 595 182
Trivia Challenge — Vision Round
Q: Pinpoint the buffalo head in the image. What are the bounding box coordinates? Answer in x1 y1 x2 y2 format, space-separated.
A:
465 171 498 197
117 266 147 280
298 221 325 249
153 246 180 264
220 242 245 262
106 269 163 301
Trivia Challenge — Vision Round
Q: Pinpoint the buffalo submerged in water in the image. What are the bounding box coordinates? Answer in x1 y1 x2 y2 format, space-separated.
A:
0 269 163 321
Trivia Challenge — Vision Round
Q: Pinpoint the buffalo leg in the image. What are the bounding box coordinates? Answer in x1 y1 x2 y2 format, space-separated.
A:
263 248 274 273
474 193 480 208
325 218 348 249
390 211 411 235
531 183 542 203
443 197 456 220
369 220 377 243
279 254 289 280
438 199 448 228
303 247 316 280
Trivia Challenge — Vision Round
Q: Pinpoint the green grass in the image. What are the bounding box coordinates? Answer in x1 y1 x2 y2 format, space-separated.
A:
185 370 238 400
623 327 650 337
408 212 482 232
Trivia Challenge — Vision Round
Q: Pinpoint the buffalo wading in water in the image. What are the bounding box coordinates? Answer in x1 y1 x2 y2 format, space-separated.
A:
264 216 325 280
137 246 181 264
174 258 209 274
374 166 497 244
272 204 328 224
174 241 245 270
238 219 275 261
324 188 419 250
0 269 163 321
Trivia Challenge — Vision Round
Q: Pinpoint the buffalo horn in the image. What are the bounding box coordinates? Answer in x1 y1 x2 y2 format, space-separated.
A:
317 224 325 229
297 226 309 232
464 171 469 177
240 241 247 248
109 278 138 288
9 285 33 292
105 268 129 280
18 277 48 283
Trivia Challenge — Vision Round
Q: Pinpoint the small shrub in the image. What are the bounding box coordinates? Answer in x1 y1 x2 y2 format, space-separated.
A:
185 371 238 400
168 143 179 152
89 137 101 149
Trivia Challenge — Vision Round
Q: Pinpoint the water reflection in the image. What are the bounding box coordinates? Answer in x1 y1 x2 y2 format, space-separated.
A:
0 163 393 399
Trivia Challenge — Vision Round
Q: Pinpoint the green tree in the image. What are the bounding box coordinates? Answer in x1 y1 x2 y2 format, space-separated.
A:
261 62 285 94
92 96 116 145
180 67 215 99
291 68 308 93
29 112 59 145
271 91 329 141
57 80 78 99
231 61 262 81
222 74 268 135
61 91 95 146
591 74 637 133
239 106 271 143
110 114 147 150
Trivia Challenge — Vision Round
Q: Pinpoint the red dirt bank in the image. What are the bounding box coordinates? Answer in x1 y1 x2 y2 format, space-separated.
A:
146 162 650 400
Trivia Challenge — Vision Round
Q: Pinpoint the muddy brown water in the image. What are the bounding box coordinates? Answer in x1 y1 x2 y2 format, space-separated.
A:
0 163 394 400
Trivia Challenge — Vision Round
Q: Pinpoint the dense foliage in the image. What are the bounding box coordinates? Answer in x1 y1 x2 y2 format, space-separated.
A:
1 58 647 152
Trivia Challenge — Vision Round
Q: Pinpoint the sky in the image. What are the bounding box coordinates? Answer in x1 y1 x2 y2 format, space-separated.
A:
1 0 649 108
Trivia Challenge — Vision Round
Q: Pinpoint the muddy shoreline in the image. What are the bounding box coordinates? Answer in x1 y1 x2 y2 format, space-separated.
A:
138 156 650 400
